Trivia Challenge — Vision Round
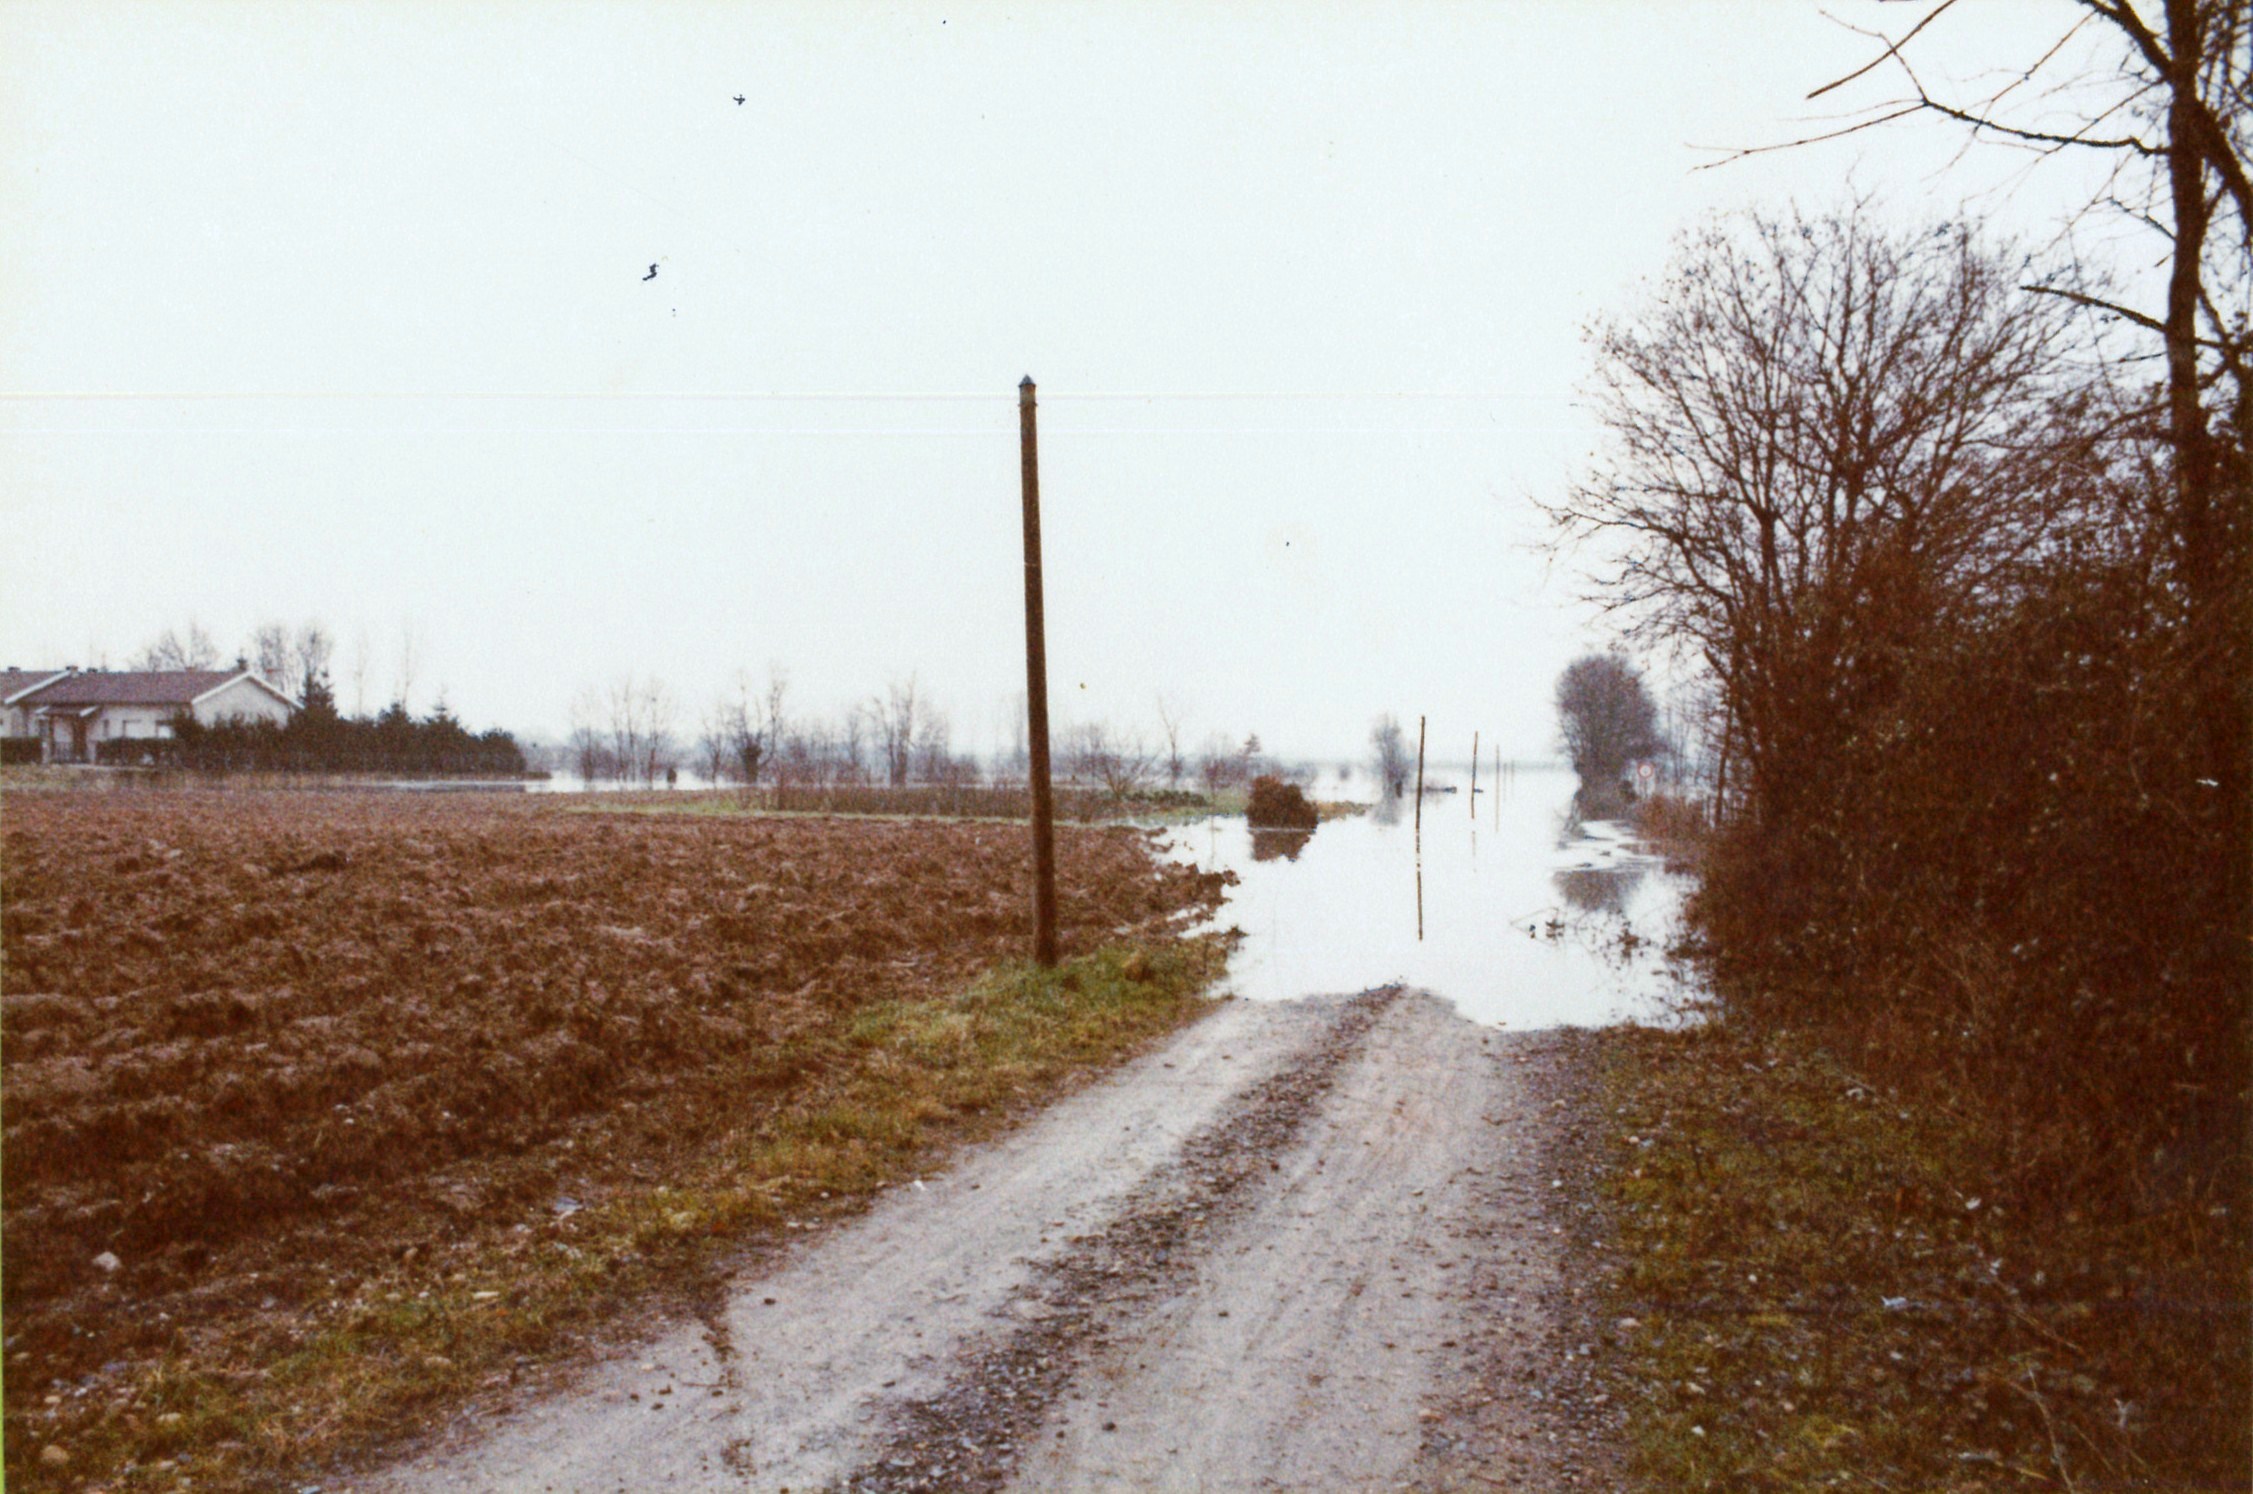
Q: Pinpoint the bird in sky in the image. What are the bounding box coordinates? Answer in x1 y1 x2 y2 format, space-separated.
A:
643 264 658 281
734 94 746 105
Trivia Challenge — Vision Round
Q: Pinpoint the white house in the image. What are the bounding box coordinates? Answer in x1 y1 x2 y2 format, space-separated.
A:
2 668 71 743
14 669 297 763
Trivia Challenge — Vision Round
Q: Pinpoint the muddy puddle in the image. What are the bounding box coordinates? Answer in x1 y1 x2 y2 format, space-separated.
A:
1169 765 1697 1028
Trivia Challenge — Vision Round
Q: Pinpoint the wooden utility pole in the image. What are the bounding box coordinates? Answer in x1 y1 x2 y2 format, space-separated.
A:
1019 376 1058 967
1469 730 1479 816
1414 714 1426 835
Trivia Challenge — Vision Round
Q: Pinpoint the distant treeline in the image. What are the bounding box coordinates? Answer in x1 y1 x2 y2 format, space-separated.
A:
566 667 1283 797
109 676 526 778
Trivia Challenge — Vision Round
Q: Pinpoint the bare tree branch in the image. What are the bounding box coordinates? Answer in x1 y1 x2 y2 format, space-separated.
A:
1806 0 1961 100
2026 282 2170 335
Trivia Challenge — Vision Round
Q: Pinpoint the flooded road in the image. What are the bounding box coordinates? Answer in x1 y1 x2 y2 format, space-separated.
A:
1173 765 1694 1028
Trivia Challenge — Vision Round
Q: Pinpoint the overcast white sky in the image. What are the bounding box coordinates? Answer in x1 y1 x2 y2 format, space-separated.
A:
0 2 2120 761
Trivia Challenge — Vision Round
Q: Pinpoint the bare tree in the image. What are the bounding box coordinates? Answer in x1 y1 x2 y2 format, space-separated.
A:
1238 733 1266 783
1196 732 1242 794
1370 714 1412 796
1155 696 1188 789
131 621 221 672
760 670 789 772
248 621 292 692
598 674 678 786
641 678 679 786
1730 0 2249 839
1072 725 1153 806
697 709 732 784
1655 676 1726 799
777 721 841 791
1549 207 2093 822
1070 721 1156 800
603 678 642 784
291 622 334 702
393 623 421 716
1554 654 1663 789
567 686 613 782
875 675 921 787
1729 3 2247 497
838 700 870 785
703 667 788 788
769 722 806 796
912 707 974 785
989 691 1030 784
348 625 372 716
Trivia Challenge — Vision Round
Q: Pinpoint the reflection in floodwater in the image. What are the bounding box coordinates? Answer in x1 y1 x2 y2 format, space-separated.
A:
1249 828 1316 863
1554 863 1647 915
1552 797 1655 914
1415 849 1424 942
1169 765 1696 1029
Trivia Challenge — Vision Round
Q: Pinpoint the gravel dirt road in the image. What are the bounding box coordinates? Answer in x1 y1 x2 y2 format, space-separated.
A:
369 989 1604 1492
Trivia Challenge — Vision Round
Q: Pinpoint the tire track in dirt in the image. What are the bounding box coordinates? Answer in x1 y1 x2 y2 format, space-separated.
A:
366 990 1386 1492
1001 996 1586 1493
829 986 1402 1493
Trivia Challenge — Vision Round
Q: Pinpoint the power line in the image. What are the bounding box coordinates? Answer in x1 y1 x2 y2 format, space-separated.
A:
1 425 1585 438
0 389 1575 404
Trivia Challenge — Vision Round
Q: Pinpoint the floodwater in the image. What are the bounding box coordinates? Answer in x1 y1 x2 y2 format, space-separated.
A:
526 772 731 793
1169 765 1697 1029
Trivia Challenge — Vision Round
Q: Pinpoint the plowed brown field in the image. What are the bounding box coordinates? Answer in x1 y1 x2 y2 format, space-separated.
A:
1 791 1226 1486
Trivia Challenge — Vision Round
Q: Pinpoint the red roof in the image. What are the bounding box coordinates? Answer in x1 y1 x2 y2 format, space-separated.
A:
1 669 68 703
17 670 255 708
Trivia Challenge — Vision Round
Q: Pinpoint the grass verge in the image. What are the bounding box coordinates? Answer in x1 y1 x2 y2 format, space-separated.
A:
14 939 1229 1493
1569 1022 2247 1492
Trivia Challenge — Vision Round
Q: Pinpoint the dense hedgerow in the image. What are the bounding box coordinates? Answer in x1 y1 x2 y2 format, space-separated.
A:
149 673 528 777
1693 540 2247 1212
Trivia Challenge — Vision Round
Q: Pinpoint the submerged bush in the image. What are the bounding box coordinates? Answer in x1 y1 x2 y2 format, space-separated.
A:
1244 775 1318 830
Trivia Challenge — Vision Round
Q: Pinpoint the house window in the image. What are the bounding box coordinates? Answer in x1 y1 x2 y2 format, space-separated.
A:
103 718 113 738
155 722 172 739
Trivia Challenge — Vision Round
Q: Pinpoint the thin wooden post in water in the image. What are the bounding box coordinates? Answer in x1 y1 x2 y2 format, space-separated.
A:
1414 714 1426 836
1019 376 1058 967
1470 730 1479 816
